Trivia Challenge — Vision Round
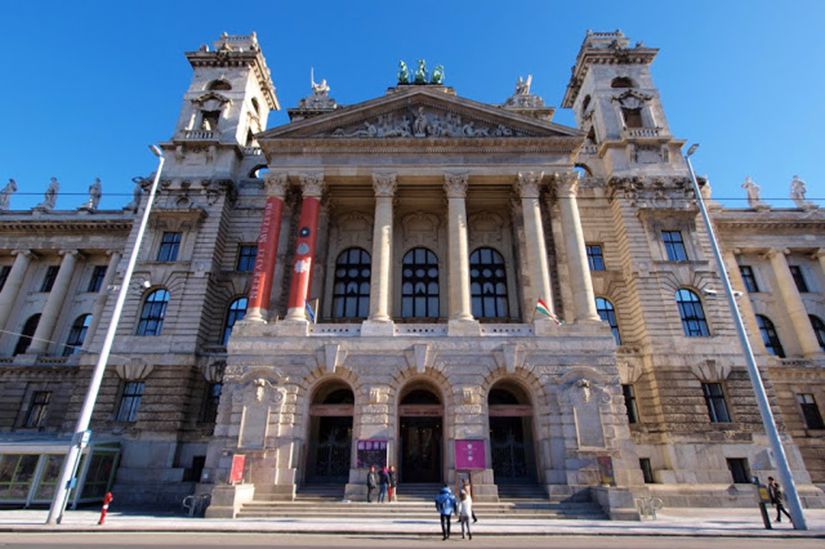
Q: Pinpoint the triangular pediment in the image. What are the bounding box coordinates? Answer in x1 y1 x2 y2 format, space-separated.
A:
259 86 582 140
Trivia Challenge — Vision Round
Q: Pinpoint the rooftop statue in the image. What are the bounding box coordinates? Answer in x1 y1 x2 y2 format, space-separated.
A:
741 176 767 209
515 74 532 96
35 177 59 211
790 175 810 208
125 176 145 213
0 178 17 210
310 68 330 97
431 65 444 85
414 59 428 84
397 60 410 85
81 177 102 211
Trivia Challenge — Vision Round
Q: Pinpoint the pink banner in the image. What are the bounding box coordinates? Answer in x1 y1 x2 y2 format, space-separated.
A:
454 439 485 470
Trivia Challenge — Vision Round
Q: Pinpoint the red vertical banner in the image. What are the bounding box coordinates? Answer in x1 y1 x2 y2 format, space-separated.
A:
229 454 246 485
247 196 285 316
286 196 321 316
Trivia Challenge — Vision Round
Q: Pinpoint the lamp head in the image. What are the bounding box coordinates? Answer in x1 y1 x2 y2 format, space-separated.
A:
686 143 699 157
149 144 163 158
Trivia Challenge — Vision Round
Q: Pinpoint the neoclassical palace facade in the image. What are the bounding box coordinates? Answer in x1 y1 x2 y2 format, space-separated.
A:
0 31 824 517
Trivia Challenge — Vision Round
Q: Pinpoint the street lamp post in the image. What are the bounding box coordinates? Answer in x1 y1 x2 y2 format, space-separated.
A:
46 145 165 525
684 143 807 530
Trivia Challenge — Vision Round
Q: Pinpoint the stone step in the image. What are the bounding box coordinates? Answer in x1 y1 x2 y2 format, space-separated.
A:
236 510 606 519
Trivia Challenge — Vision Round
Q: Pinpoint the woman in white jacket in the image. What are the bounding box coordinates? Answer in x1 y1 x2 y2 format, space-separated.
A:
458 490 473 540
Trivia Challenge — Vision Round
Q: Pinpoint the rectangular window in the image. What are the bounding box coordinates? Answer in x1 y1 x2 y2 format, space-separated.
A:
156 232 182 262
87 265 108 293
622 107 643 128
739 265 759 293
662 231 688 262
586 245 605 271
0 265 11 292
702 382 731 423
639 458 655 484
789 265 809 293
24 391 51 428
726 458 751 484
622 384 639 424
40 265 60 292
200 383 223 423
236 245 258 272
797 393 825 430
116 381 144 423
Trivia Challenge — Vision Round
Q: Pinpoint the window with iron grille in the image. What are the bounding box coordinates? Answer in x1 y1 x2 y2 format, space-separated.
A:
222 297 248 346
676 289 709 337
810 315 825 352
136 289 169 336
156 232 182 262
726 458 750 484
401 248 439 319
40 265 59 292
24 391 51 428
797 393 824 430
63 314 92 356
236 245 257 272
756 315 785 358
0 265 10 292
586 245 605 271
331 248 371 319
789 265 809 293
702 382 731 423
87 265 107 292
596 297 621 345
662 231 688 261
739 265 759 293
622 384 639 424
116 381 144 422
470 247 509 319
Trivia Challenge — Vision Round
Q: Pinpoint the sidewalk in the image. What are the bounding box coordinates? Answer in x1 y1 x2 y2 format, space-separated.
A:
0 508 823 538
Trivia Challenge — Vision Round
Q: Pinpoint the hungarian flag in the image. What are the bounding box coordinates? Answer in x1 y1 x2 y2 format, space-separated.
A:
536 298 562 325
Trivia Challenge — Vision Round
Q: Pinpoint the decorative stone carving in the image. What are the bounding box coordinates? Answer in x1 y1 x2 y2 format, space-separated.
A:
503 74 547 109
80 177 102 211
608 176 694 211
565 377 610 449
326 106 529 138
468 211 504 245
201 360 226 383
115 357 154 381
401 211 439 247
611 89 653 110
494 343 523 374
317 343 346 374
555 171 580 197
264 173 289 198
0 179 17 210
516 171 544 199
443 173 469 198
461 387 479 405
334 211 373 247
34 177 59 211
616 360 643 385
689 359 731 382
298 173 324 197
368 385 388 405
372 172 398 197
405 343 433 374
237 378 285 449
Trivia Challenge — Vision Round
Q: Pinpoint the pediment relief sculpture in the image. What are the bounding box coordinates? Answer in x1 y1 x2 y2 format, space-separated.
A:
608 176 694 211
611 89 653 110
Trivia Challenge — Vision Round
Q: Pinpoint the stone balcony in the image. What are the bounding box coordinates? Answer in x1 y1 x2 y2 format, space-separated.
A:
621 127 663 140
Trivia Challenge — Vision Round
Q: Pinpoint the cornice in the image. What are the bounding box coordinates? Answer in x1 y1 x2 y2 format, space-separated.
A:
0 213 133 234
185 49 279 110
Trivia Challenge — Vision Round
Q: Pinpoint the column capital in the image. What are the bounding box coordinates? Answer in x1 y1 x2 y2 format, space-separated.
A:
298 173 325 198
812 248 825 261
372 172 398 197
263 173 289 198
105 249 123 258
554 171 581 197
765 248 790 260
58 249 80 259
515 171 545 199
443 173 469 198
11 249 34 258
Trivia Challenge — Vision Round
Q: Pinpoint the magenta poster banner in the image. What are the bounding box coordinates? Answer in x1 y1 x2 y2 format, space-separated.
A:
454 439 485 470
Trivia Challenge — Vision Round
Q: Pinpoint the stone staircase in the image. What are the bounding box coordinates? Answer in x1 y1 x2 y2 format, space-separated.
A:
236 483 606 520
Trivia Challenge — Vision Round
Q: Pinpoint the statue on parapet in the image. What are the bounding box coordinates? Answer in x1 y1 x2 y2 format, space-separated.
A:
414 59 428 84
0 179 17 210
431 65 444 85
310 67 330 96
125 176 145 213
790 175 810 208
34 177 59 211
741 176 767 209
81 177 102 211
515 74 532 96
397 60 410 85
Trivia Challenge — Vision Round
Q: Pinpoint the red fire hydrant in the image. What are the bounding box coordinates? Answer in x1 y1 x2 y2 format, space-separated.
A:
98 492 113 525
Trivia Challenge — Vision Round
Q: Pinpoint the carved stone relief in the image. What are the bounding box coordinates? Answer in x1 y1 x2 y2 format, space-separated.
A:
401 211 440 248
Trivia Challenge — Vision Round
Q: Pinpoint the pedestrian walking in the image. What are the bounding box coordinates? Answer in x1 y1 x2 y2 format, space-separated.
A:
434 485 457 540
460 478 478 523
366 465 379 503
458 489 473 540
378 466 389 503
768 476 792 523
388 465 398 502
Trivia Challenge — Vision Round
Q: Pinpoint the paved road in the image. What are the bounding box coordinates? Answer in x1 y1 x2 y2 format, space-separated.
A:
0 534 822 549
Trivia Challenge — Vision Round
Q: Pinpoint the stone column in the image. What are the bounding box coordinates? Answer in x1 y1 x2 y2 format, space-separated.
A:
247 174 289 322
85 251 122 347
555 172 599 322
722 249 766 354
516 172 554 320
362 173 396 336
444 173 478 335
28 250 79 355
766 248 821 356
814 249 825 285
0 250 34 333
284 174 325 323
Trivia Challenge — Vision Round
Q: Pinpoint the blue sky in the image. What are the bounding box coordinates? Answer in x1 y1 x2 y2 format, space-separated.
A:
1 1 823 210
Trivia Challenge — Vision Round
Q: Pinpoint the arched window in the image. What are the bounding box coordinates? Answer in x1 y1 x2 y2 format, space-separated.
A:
470 247 508 319
755 315 785 357
332 248 371 319
137 289 170 336
809 315 825 351
595 297 621 345
63 314 92 356
207 79 231 91
222 297 248 346
611 76 636 88
675 289 709 337
13 314 40 355
401 248 439 319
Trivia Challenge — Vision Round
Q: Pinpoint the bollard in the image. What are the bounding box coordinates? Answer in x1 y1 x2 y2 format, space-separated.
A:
98 492 113 525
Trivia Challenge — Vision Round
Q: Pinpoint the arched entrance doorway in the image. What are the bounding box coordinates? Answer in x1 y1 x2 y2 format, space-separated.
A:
488 381 537 484
398 385 443 484
306 382 353 484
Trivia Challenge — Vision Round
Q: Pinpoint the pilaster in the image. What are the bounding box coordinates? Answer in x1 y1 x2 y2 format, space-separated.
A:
766 248 821 356
28 250 80 355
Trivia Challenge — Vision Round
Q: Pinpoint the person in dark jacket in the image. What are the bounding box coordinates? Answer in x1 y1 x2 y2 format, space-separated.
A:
768 476 792 523
378 466 389 503
434 485 457 540
366 465 379 503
